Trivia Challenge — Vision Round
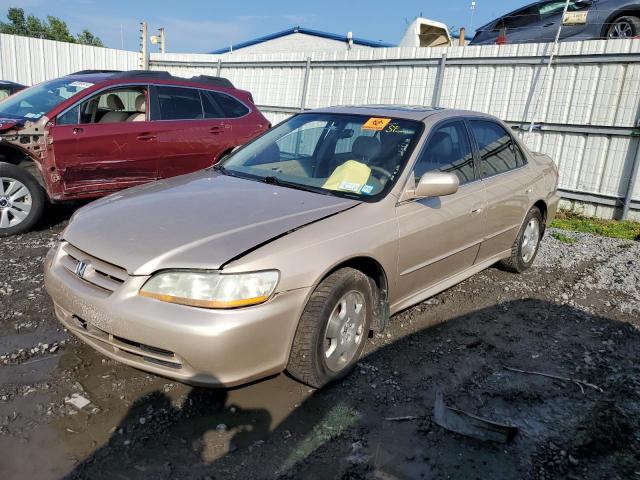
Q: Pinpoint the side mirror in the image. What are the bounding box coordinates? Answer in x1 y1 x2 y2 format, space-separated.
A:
412 171 459 199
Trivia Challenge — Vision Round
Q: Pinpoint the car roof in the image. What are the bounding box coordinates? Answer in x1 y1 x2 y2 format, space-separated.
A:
308 105 496 122
0 80 24 86
61 70 236 90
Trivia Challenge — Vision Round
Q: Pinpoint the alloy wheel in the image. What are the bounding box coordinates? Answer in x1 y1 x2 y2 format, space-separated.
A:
323 290 366 372
609 22 634 38
521 217 540 263
0 177 32 229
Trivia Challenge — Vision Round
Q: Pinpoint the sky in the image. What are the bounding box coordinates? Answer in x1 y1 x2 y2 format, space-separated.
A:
0 0 533 53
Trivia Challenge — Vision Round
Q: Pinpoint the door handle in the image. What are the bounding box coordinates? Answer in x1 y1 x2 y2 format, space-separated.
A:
72 127 84 135
471 208 483 214
209 126 223 134
543 22 555 27
525 188 533 194
136 134 156 142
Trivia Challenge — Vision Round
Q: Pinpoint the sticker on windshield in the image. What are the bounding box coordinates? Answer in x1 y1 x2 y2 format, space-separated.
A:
362 117 391 131
360 184 374 195
337 180 361 193
68 81 94 89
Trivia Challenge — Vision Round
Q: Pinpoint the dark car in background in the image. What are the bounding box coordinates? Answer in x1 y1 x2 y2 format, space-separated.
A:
0 80 26 100
470 0 640 45
0 70 269 236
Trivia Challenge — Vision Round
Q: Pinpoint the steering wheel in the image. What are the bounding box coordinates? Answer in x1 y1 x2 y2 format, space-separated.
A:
369 165 393 180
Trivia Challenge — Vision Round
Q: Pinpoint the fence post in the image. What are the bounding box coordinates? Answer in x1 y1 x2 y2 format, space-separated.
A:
216 58 222 77
432 53 447 107
622 136 640 220
300 57 311 112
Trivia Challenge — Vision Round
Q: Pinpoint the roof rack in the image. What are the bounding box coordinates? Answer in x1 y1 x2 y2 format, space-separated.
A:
69 69 122 75
110 70 173 79
189 75 234 89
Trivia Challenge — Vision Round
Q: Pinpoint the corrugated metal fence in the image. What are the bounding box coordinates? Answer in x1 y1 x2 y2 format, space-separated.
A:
0 33 138 86
151 40 640 220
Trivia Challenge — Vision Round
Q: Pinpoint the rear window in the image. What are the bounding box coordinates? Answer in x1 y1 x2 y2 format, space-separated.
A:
156 86 203 120
201 90 249 118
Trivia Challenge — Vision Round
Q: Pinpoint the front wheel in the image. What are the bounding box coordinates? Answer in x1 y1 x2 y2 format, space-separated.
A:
0 163 46 237
499 206 543 273
607 16 640 38
287 268 373 388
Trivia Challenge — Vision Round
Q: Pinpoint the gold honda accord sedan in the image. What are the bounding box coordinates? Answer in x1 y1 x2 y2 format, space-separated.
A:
45 106 559 388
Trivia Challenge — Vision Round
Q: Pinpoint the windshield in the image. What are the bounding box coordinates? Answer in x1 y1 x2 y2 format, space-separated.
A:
220 113 422 200
0 78 93 121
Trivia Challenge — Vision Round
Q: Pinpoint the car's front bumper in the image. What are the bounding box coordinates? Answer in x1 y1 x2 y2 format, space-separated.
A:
44 242 310 387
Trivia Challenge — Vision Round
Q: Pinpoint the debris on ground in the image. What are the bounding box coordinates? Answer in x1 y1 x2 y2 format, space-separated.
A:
432 391 518 443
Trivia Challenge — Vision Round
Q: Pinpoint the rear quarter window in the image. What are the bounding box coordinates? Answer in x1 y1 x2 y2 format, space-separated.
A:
202 90 249 119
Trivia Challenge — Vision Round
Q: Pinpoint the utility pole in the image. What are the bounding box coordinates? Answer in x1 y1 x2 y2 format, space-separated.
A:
139 21 149 70
159 27 165 54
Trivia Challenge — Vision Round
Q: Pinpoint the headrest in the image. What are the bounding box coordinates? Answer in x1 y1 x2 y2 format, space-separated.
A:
134 94 146 113
429 131 453 159
352 136 381 160
106 94 125 110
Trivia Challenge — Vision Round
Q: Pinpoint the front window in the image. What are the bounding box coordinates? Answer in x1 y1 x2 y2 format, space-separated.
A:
0 78 94 121
57 87 147 125
219 113 423 200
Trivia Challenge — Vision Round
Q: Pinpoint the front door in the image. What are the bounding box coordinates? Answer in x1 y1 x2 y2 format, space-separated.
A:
51 87 158 196
395 120 485 304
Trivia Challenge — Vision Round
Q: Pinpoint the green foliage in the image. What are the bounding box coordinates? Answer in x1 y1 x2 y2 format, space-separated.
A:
0 7 104 46
551 232 578 244
551 212 640 241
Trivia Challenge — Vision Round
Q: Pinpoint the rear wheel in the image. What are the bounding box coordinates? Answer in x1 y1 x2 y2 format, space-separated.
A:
499 206 543 273
607 16 640 38
0 163 45 237
287 268 373 388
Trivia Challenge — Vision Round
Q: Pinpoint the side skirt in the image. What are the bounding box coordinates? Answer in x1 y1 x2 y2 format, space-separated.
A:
389 250 511 315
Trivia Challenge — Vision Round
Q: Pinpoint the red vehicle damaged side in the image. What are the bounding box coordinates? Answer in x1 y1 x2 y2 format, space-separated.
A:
0 70 269 235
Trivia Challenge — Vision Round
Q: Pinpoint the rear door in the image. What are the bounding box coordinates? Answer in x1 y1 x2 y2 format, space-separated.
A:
468 120 531 262
395 120 485 302
50 86 158 196
152 85 232 178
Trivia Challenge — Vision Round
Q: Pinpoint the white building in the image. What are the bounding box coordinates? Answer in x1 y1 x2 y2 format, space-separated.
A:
210 26 393 55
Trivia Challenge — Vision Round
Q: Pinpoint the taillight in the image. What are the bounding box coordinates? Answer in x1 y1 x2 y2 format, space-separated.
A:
496 27 507 45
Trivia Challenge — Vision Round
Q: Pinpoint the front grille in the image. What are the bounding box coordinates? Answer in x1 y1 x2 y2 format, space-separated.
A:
72 316 182 370
60 242 128 293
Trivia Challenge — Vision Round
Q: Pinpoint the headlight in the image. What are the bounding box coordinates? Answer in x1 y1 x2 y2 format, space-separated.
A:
139 270 279 309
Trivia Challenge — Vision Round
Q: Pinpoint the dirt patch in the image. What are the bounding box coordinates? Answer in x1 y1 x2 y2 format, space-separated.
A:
1 213 639 479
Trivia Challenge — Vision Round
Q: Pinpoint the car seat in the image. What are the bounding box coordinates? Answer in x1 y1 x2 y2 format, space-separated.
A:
126 94 146 122
99 94 129 123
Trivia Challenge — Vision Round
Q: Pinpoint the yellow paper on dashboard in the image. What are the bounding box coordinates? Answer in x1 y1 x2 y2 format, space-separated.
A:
323 160 371 193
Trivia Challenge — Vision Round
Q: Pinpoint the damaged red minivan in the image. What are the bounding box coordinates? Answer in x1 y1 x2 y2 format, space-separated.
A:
0 70 269 236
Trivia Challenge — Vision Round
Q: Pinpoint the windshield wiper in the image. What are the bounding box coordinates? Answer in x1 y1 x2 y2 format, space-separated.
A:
263 176 330 195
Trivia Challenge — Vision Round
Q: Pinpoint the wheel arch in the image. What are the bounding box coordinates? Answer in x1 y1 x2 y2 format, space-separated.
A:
600 8 640 37
533 199 548 232
312 256 390 333
0 144 47 191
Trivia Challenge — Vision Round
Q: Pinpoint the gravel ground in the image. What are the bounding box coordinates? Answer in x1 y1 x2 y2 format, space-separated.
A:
0 213 639 480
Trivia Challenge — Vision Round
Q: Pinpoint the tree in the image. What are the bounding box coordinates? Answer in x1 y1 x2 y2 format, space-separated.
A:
76 29 104 47
0 7 104 46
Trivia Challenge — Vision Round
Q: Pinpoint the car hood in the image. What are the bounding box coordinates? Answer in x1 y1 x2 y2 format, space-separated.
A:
0 117 23 132
64 171 360 275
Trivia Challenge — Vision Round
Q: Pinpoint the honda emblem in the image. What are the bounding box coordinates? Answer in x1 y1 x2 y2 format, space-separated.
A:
74 260 89 279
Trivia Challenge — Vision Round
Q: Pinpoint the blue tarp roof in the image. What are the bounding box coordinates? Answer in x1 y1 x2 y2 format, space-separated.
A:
210 26 394 54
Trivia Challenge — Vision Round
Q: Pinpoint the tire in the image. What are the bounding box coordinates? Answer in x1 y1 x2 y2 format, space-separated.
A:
0 163 46 237
287 268 374 388
499 206 543 273
607 16 640 38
